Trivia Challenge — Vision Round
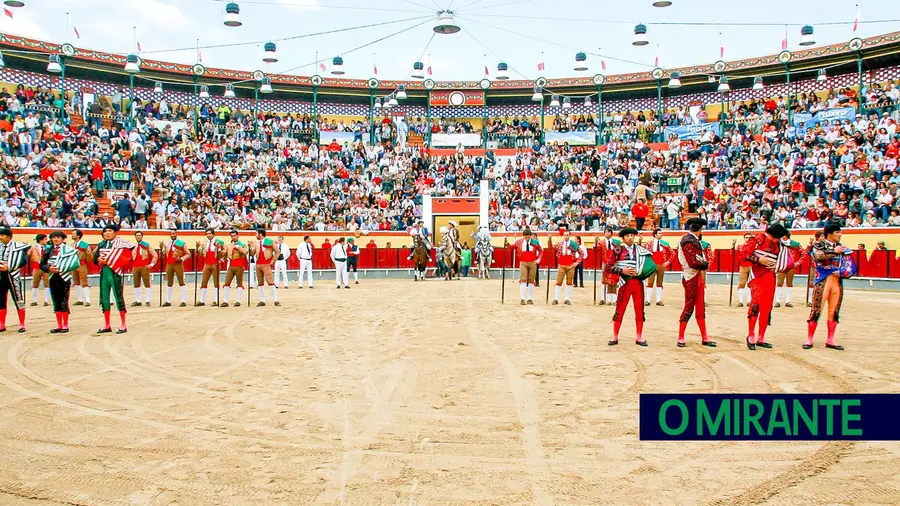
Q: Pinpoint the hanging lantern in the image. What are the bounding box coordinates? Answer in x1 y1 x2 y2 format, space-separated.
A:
584 96 592 108
3 1 25 7
800 25 815 46
224 2 241 27
199 85 210 99
667 71 681 88
0 50 7 69
433 11 460 35
752 76 764 90
396 85 407 100
817 69 827 82
331 56 345 75
374 98 382 110
717 76 730 93
260 77 273 93
550 94 560 108
388 94 398 107
562 97 572 109
633 24 649 46
412 61 425 79
262 41 278 63
47 54 62 73
224 84 236 98
574 52 588 72
531 86 543 102
707 74 716 84
496 62 509 80
652 0 672 6
153 81 163 93
124 54 140 74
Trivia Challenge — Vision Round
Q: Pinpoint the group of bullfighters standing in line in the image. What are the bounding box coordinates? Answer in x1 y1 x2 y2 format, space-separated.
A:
510 219 856 351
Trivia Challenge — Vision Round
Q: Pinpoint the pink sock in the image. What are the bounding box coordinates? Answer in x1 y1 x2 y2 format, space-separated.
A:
103 311 111 329
698 320 710 342
17 309 25 328
55 312 63 329
62 312 69 329
0 308 6 328
748 316 758 343
826 321 838 345
119 311 127 328
636 320 645 342
806 321 817 345
612 319 622 341
758 318 769 343
678 321 687 342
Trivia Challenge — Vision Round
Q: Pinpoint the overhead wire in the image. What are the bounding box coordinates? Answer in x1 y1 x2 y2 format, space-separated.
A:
211 0 433 14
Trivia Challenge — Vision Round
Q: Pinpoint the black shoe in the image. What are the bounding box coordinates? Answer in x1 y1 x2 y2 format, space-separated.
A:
736 302 744 308
30 302 37 307
50 328 61 334
564 300 571 305
608 339 618 346
309 286 313 289
656 302 664 306
802 343 813 350
635 340 648 347
97 328 112 334
344 286 350 289
220 302 229 308
59 329 69 334
644 301 650 306
257 301 266 307
552 300 558 305
336 286 341 289
825 343 845 351
211 302 218 307
144 302 150 307
598 300 606 306
526 300 533 305
194 302 205 307
785 302 794 308
116 328 127 334
73 301 84 306
702 340 717 348
131 301 142 307
746 337 756 350
162 302 171 307
17 327 25 333
84 302 91 307
355 281 359 284
179 302 186 307
0 327 6 332
677 341 686 348
756 342 773 349
234 302 241 307
520 299 526 305
274 301 281 306
775 302 781 308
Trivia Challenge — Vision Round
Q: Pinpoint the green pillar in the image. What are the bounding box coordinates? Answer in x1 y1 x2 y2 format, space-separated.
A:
369 88 375 145
597 86 604 143
129 74 134 128
253 84 259 137
657 79 663 142
857 53 864 115
540 96 545 145
426 91 432 147
482 101 487 149
720 92 725 137
313 85 319 144
785 65 792 124
60 58 67 121
193 76 199 137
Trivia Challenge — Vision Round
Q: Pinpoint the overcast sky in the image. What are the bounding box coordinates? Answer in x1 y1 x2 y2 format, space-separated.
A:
1 0 896 80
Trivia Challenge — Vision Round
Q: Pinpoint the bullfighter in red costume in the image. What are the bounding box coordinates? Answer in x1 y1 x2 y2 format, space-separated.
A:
677 218 716 348
805 224 856 350
605 227 653 347
738 224 795 350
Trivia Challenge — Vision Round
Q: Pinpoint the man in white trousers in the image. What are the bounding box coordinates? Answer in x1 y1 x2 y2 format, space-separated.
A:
330 237 350 289
296 235 315 288
274 236 290 289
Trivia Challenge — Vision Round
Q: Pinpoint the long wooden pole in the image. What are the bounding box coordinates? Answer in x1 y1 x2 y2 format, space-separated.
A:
158 246 163 307
728 241 736 307
193 245 198 306
501 238 507 304
593 241 598 305
545 235 552 304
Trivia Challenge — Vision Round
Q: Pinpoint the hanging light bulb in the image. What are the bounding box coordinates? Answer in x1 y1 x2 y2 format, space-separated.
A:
124 54 140 74
388 94 399 107
224 84 236 98
3 1 25 7
199 85 210 99
667 71 681 88
496 62 509 80
817 69 827 82
652 0 672 6
633 24 649 46
47 54 62 73
574 52 588 72
433 11 460 35
260 77 273 93
224 2 242 27
153 81 163 93
412 61 425 79
550 94 560 108
262 41 278 63
752 76 764 90
562 97 572 109
707 74 716 84
799 25 815 46
717 76 730 93
374 98 382 109
584 96 592 108
331 56 345 75
396 85 407 100
531 86 543 102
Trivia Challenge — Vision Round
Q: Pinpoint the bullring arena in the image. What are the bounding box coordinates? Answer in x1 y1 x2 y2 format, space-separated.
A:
1 277 900 505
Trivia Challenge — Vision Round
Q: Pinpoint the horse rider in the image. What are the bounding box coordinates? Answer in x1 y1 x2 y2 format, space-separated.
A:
407 220 432 261
446 221 462 250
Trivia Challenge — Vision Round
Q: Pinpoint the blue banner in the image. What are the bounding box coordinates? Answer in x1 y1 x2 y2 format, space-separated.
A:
792 107 856 133
663 122 718 141
640 394 900 441
544 131 597 146
317 130 358 146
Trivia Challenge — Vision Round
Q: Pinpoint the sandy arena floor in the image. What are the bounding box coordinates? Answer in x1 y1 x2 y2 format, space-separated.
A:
1 278 899 506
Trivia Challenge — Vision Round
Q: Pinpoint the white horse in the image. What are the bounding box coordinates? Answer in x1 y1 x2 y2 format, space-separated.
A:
472 229 494 279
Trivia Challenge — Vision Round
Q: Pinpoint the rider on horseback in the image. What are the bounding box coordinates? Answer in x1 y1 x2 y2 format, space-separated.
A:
407 220 431 260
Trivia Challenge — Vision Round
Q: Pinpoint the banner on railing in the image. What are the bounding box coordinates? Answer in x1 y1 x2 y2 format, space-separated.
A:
430 133 483 147
154 120 189 134
544 131 596 146
792 107 856 132
663 122 718 141
317 130 357 146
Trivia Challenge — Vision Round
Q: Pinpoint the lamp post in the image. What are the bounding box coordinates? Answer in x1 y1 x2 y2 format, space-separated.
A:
424 79 435 147
778 50 793 124
190 63 206 137
849 38 864 115
367 77 379 146
256 72 271 137
592 74 605 143
311 74 322 145
480 78 491 149
652 68 664 142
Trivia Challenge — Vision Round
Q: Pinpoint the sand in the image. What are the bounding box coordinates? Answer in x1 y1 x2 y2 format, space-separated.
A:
1 278 899 506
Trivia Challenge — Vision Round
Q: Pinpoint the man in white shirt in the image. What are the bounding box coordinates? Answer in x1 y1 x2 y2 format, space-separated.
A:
330 237 350 289
274 236 290 289
296 235 315 288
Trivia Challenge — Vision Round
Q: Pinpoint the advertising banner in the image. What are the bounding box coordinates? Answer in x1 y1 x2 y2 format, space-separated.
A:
544 131 596 146
792 107 856 132
663 122 718 141
430 133 483 147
